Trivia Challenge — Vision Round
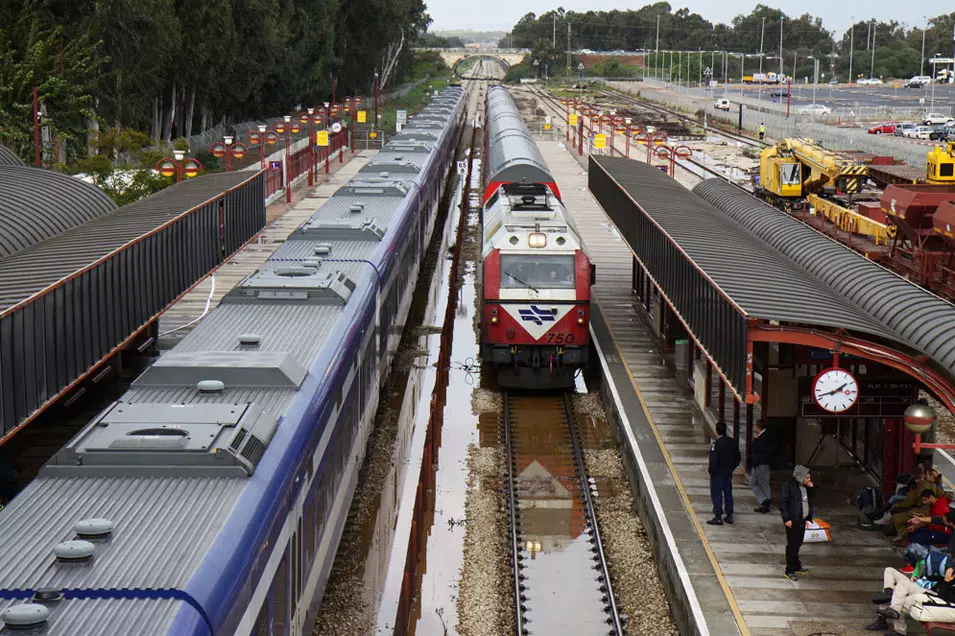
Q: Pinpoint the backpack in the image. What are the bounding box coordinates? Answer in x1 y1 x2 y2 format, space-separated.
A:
858 486 884 528
915 552 951 584
906 542 931 565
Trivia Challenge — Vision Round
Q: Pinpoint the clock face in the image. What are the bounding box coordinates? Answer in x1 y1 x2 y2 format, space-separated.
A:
812 367 859 413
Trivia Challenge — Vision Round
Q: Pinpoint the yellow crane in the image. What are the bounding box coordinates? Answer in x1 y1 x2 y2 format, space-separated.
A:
927 142 955 184
758 138 892 245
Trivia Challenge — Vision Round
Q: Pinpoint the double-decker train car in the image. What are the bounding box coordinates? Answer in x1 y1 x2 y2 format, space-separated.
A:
481 86 593 389
0 86 465 636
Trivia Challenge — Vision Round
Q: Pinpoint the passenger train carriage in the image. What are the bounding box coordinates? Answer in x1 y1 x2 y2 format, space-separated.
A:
0 86 465 635
481 86 593 389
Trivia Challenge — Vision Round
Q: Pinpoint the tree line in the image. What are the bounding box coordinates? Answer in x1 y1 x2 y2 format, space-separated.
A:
506 4 955 82
0 0 431 165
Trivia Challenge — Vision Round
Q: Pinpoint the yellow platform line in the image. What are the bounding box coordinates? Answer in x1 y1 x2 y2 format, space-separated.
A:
595 292 752 636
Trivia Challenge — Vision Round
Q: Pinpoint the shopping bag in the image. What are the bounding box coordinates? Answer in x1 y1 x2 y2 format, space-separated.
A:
804 519 832 543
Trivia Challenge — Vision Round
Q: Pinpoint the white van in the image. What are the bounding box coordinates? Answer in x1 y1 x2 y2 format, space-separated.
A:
714 98 731 111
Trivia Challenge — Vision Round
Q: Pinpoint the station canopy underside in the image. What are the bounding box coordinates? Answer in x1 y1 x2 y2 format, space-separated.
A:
589 156 955 402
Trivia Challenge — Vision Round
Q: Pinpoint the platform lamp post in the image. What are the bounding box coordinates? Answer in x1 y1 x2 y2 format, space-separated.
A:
155 149 203 183
33 87 42 167
373 72 380 141
323 102 331 175
276 115 294 203
209 136 248 172
578 62 585 86
306 107 316 186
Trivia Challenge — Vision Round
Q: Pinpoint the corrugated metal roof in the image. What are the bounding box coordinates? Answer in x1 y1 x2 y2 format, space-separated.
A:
0 144 25 166
0 165 117 261
592 157 899 339
0 598 182 636
0 475 244 589
0 171 258 312
694 178 955 374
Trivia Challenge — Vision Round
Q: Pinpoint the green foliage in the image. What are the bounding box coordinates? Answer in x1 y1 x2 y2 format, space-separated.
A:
0 0 432 165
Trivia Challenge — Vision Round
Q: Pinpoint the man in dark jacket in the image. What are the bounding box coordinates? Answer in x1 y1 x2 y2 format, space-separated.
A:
748 420 776 513
707 421 741 526
781 465 814 580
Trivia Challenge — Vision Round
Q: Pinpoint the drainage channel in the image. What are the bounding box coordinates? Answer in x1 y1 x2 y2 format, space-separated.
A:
503 391 624 636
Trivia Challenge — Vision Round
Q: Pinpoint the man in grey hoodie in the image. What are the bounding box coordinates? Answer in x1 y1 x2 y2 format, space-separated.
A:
780 465 814 581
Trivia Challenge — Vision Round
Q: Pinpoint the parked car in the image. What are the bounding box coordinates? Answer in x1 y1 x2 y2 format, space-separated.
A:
930 124 955 140
798 104 832 116
857 78 884 85
905 76 933 87
894 122 917 137
829 78 838 85
905 125 934 140
769 89 790 98
714 97 731 111
868 122 898 134
924 113 955 126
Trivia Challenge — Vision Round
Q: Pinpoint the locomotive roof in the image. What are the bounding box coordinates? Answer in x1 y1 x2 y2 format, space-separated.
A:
485 86 555 188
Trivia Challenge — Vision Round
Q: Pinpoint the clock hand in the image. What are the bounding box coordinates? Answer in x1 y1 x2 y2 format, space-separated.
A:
825 383 848 397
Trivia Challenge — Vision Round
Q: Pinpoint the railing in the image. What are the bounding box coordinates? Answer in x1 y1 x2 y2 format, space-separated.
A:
261 130 352 200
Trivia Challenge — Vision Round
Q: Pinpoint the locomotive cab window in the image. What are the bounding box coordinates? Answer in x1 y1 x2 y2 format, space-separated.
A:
504 183 552 211
501 254 575 289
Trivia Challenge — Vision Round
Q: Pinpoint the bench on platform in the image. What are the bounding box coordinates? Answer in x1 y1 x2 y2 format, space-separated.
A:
926 623 955 635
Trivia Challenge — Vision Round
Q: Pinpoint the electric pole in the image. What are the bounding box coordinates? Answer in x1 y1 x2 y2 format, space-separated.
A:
759 17 766 75
779 16 784 78
849 20 854 83
553 14 557 49
655 15 661 82
921 18 927 77
567 22 572 75
870 20 876 79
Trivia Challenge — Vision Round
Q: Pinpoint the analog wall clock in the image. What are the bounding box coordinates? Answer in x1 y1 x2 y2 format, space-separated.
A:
812 367 859 413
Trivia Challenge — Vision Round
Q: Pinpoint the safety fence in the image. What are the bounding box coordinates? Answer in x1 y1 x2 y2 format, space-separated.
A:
610 80 937 168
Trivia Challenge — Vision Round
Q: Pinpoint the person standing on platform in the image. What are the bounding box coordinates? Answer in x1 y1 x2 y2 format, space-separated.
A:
781 465 814 581
749 420 776 513
759 123 766 140
707 421 741 526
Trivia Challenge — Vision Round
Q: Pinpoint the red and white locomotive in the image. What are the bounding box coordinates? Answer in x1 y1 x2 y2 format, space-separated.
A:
481 86 594 389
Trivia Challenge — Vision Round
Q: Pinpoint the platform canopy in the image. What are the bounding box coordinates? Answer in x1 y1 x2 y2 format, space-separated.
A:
589 156 955 407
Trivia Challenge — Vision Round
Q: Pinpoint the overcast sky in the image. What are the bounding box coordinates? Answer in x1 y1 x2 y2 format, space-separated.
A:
428 0 952 35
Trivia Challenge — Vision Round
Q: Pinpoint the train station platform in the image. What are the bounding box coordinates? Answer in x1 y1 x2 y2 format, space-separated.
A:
531 135 940 635
157 149 377 348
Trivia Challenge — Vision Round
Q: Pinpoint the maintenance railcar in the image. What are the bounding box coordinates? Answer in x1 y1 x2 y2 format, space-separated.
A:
481 86 593 389
0 86 465 636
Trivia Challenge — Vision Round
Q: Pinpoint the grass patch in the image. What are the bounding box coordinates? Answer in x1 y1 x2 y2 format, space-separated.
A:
377 77 451 134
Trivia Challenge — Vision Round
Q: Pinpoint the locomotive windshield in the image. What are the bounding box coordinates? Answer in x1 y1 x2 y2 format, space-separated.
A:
501 254 575 290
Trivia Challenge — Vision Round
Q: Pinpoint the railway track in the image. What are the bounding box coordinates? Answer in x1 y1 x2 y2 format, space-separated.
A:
502 391 623 636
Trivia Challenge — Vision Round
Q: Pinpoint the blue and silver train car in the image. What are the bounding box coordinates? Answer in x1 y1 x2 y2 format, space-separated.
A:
0 86 465 636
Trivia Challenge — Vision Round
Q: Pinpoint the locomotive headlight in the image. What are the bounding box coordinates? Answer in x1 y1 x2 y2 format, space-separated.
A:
528 232 547 248
491 307 499 324
577 309 585 325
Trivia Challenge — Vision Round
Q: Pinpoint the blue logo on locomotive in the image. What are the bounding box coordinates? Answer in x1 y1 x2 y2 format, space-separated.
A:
518 306 557 326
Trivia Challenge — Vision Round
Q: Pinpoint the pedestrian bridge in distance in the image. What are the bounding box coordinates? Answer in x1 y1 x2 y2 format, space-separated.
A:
415 47 528 74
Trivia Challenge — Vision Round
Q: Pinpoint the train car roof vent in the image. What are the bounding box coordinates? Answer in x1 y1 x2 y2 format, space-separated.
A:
43 402 279 478
349 203 364 214
31 589 64 604
393 155 403 161
238 333 262 346
1 604 51 630
74 518 114 539
314 244 332 256
197 380 225 393
378 172 390 179
301 259 320 269
54 540 95 563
